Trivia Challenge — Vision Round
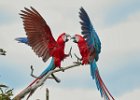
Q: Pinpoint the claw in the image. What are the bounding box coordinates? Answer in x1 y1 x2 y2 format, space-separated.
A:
59 67 65 72
73 61 81 65
74 53 82 61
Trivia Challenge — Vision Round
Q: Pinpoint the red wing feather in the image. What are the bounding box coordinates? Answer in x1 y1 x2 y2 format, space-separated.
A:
20 7 57 62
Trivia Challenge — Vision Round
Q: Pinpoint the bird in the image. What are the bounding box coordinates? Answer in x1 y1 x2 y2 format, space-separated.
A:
72 7 114 100
15 7 71 99
16 7 71 68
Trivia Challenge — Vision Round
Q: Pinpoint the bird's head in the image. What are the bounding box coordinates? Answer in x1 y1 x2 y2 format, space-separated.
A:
57 33 71 44
71 34 85 43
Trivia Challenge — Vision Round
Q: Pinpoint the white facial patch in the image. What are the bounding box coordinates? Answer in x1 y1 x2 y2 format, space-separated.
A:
75 36 80 42
62 35 67 41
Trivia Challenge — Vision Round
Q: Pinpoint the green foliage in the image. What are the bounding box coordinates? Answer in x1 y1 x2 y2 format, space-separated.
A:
0 84 13 100
0 48 6 55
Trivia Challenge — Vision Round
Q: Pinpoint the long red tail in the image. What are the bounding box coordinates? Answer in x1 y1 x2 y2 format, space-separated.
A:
95 69 115 100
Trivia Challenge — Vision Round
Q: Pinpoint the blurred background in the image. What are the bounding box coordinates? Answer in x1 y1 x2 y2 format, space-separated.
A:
0 0 140 99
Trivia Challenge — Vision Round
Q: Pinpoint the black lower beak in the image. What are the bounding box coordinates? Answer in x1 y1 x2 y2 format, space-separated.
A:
71 37 78 43
65 38 69 42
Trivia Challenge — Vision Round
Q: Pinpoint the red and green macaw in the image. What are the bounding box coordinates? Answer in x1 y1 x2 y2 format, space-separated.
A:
72 7 114 100
15 7 70 99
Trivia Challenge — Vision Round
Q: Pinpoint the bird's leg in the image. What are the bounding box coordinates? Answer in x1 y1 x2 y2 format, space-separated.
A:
59 67 65 72
74 53 82 64
65 47 72 58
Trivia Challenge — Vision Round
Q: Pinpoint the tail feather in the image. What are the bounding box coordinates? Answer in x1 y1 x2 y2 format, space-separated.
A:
39 58 55 77
90 60 97 79
95 69 115 100
15 37 28 44
90 61 114 100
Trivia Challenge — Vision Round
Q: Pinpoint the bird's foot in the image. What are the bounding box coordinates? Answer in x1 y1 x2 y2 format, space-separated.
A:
66 47 72 58
59 67 65 72
73 53 82 65
73 61 82 65
74 53 82 62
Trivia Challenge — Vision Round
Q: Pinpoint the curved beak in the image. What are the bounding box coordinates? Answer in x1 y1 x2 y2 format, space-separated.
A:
71 36 77 43
65 34 71 42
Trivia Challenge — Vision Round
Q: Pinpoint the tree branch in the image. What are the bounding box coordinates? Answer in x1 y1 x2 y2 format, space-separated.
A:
13 62 81 100
30 65 38 78
30 65 61 83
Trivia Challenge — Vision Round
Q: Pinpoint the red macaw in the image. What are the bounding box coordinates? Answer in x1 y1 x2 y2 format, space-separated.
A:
16 7 70 68
15 7 70 99
72 7 114 100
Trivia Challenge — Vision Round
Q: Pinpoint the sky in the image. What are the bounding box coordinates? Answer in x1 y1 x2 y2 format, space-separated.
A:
0 0 140 100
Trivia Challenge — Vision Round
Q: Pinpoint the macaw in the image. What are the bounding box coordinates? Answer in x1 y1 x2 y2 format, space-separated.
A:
15 7 70 99
72 7 114 100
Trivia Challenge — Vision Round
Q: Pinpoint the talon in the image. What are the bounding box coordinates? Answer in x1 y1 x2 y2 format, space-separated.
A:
59 67 65 72
74 53 82 62
73 61 81 65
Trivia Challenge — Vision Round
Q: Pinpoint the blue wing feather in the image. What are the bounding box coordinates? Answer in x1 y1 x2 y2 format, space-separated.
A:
15 37 55 77
79 7 101 61
15 37 28 44
80 7 114 100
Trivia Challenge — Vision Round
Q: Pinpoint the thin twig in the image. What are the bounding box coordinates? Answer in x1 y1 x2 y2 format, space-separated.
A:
46 88 49 100
13 62 81 100
30 65 61 83
51 74 61 83
30 65 38 78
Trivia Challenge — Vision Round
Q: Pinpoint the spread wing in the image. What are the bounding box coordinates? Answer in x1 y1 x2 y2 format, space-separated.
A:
79 7 101 61
20 7 57 62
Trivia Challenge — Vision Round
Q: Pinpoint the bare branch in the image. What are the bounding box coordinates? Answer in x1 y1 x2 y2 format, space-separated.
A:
51 74 61 83
13 62 81 100
46 88 49 100
30 65 61 83
30 65 38 78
